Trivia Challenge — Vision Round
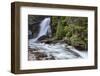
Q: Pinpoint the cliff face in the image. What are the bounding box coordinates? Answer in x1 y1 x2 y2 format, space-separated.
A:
28 15 45 39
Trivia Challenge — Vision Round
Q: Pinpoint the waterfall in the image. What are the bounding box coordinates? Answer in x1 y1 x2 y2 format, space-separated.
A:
29 17 51 43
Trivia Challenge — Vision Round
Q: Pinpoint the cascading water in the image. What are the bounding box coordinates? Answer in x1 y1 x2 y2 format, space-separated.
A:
28 17 87 60
29 17 51 43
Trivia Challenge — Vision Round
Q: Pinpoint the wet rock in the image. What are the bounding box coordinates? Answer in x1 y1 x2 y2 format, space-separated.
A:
74 45 87 51
45 55 55 60
38 35 49 41
29 48 39 52
40 39 53 44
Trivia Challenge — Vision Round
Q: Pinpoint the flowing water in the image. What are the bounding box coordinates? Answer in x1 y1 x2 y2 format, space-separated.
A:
29 17 51 43
28 17 87 60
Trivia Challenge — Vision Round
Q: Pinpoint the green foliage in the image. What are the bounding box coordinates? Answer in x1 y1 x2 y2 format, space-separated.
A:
51 16 88 50
55 17 65 40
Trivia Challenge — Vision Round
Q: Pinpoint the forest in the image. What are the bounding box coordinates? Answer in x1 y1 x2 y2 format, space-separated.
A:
51 16 88 51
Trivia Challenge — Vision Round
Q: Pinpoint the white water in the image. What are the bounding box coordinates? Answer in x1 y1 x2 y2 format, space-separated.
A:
28 17 88 60
29 43 87 60
29 17 51 43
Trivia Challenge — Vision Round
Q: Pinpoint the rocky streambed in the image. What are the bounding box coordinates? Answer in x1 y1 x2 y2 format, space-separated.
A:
28 43 87 61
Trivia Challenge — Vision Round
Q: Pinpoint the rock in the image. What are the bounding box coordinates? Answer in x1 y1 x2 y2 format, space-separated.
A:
38 35 49 41
40 37 69 44
28 47 56 60
28 16 51 39
34 52 48 60
45 55 55 60
41 39 53 44
29 48 39 52
74 45 87 51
